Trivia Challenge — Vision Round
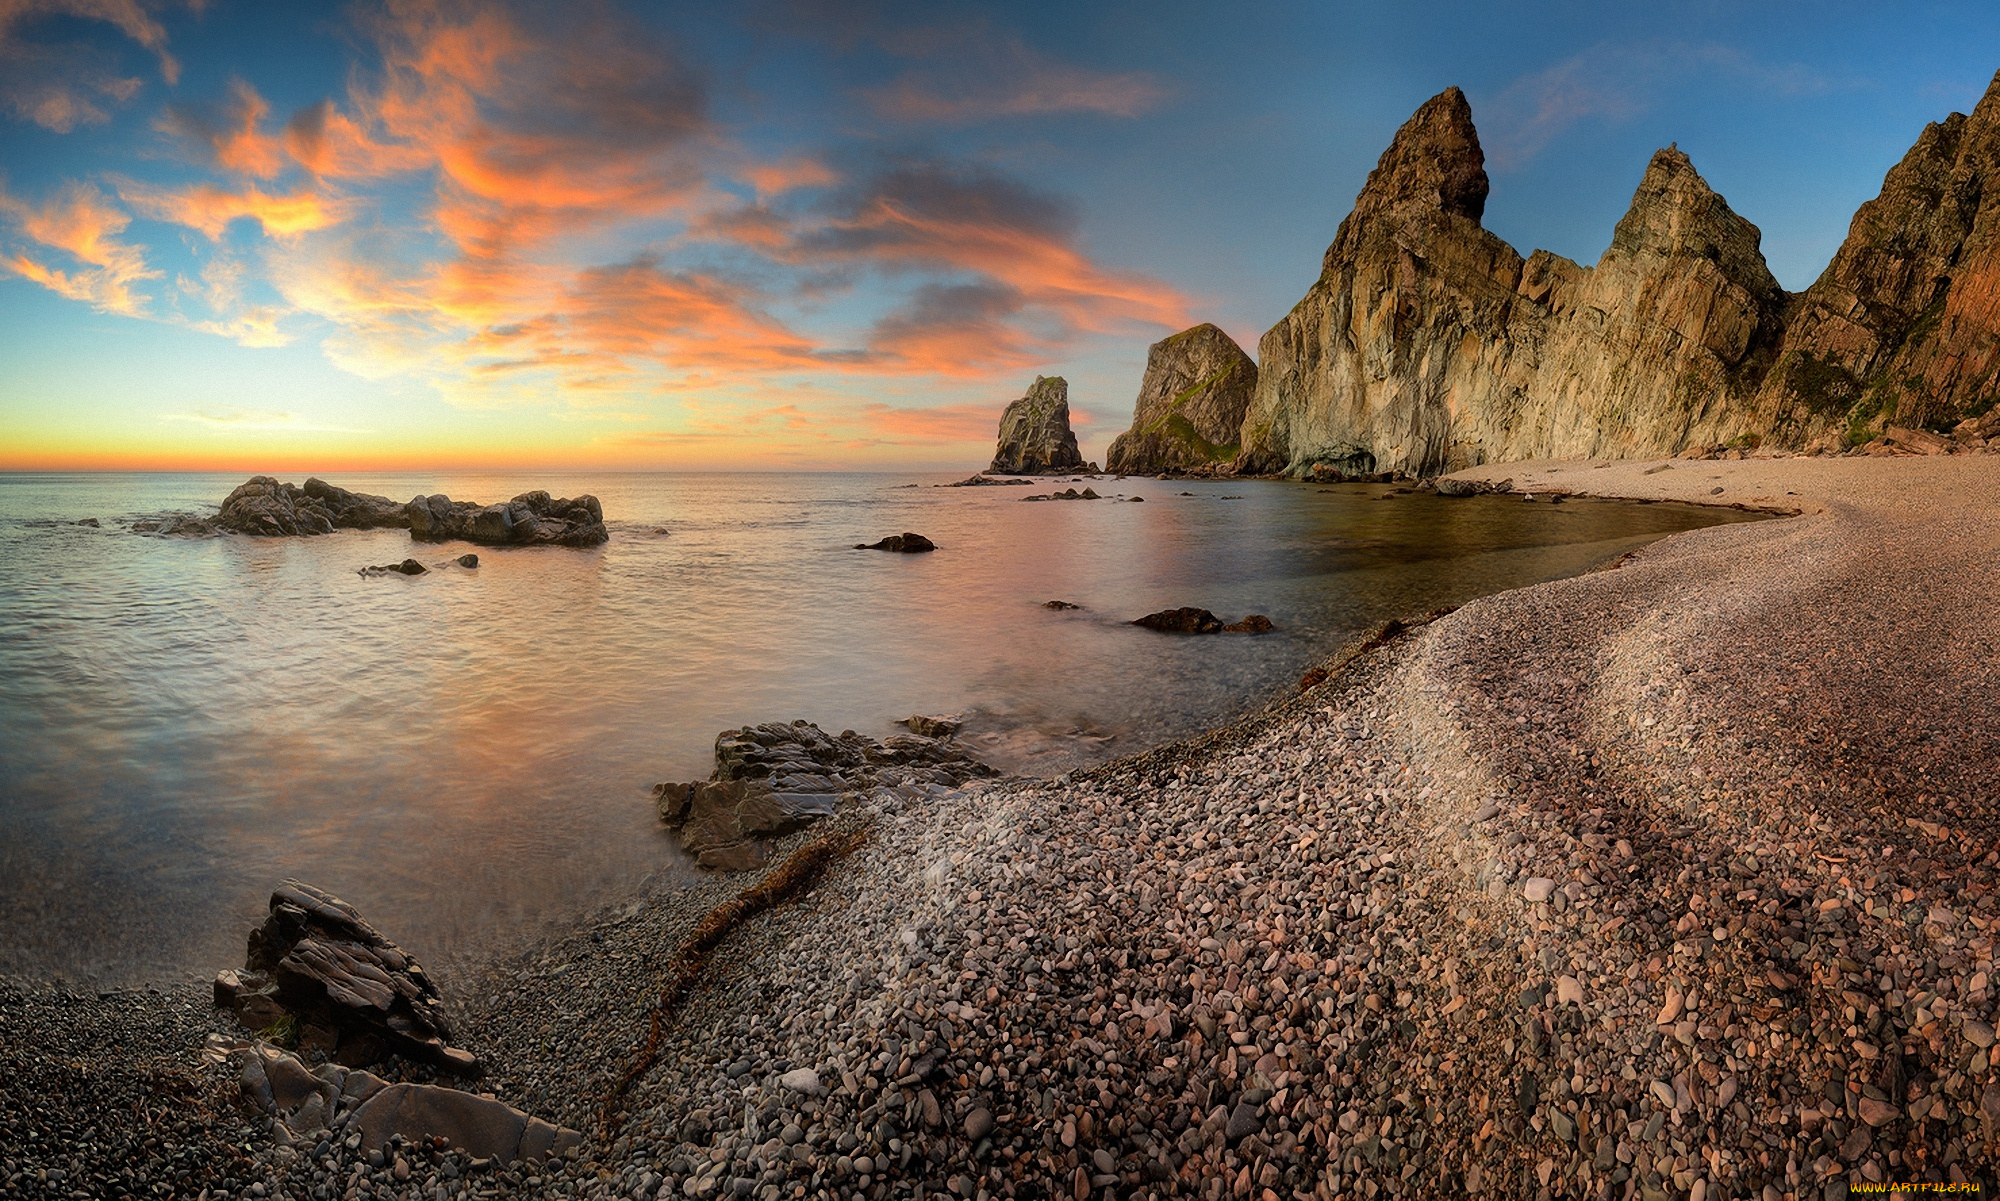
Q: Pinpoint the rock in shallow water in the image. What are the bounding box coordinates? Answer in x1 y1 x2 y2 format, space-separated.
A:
854 532 935 552
405 490 606 547
655 719 994 869
216 477 409 537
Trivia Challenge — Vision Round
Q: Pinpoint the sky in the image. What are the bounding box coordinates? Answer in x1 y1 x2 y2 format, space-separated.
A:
2 1 1998 472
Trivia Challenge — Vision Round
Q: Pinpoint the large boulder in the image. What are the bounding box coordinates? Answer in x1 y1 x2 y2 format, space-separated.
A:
1105 324 1258 475
989 376 1090 474
404 490 607 547
215 881 477 1074
655 720 995 870
215 477 409 536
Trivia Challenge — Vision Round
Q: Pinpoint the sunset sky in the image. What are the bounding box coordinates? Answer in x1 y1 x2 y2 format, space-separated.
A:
3 1 1999 471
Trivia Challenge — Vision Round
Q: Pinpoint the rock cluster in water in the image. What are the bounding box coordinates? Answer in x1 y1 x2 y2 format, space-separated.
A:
655 721 995 870
214 881 477 1074
406 490 606 547
1106 324 1259 476
215 477 409 535
1132 607 1275 634
990 377 1093 475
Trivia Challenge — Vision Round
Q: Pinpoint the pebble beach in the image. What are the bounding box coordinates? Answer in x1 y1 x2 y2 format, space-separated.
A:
6 455 2000 1201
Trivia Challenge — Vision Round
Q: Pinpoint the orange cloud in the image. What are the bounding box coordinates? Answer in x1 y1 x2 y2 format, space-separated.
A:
123 180 347 239
157 78 286 176
739 156 837 198
0 181 158 314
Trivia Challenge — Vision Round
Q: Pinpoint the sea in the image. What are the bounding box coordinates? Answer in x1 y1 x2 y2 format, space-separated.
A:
0 471 1762 988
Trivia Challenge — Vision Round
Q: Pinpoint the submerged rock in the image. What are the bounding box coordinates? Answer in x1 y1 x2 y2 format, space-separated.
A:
216 881 477 1074
405 491 606 547
855 532 936 552
132 513 219 537
217 477 409 536
359 558 427 577
1224 614 1275 633
899 715 962 739
989 376 1090 475
655 720 995 870
1106 323 1258 475
455 553 479 568
1132 607 1225 634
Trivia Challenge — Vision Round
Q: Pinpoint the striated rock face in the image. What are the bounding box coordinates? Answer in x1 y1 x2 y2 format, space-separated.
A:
989 376 1088 474
216 477 409 536
1105 324 1258 474
405 490 606 547
1238 90 1790 477
1237 71 2000 473
1757 70 2000 444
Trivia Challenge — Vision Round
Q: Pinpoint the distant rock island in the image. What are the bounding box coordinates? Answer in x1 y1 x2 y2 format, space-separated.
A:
1105 323 1258 475
989 376 1094 474
147 476 609 546
1233 75 2000 477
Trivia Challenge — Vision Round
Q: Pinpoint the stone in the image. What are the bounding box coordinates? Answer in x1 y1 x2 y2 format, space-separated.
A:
455 554 479 568
1222 614 1274 634
233 880 476 1073
1555 976 1583 1006
899 715 961 739
360 559 427 577
1042 600 1082 610
1225 1102 1262 1142
989 376 1088 474
1857 1096 1899 1127
1131 608 1225 634
1435 477 1513 497
655 720 993 869
404 490 606 547
964 1107 993 1140
1963 1018 1995 1048
347 1081 581 1164
1522 878 1557 903
777 1068 822 1095
215 477 409 537
1105 324 1258 474
854 533 936 552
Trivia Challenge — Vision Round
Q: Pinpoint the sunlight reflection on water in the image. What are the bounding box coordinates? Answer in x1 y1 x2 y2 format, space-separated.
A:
0 470 1760 986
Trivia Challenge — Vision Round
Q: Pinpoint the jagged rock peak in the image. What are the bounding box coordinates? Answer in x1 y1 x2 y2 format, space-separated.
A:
990 375 1088 475
1105 324 1258 475
1351 87 1489 224
1608 146 1784 302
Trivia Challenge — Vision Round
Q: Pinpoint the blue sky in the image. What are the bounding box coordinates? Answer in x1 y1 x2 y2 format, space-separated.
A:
2 0 1997 469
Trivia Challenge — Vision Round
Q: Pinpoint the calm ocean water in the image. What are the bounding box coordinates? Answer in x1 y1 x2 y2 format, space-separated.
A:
0 471 1759 986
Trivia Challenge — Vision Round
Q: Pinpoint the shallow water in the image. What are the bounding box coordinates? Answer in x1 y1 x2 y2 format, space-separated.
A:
0 471 1760 986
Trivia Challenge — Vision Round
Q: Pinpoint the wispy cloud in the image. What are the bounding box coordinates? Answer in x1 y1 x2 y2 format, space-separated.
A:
163 405 373 433
0 0 182 83
864 30 1166 124
1481 42 1839 169
0 180 159 315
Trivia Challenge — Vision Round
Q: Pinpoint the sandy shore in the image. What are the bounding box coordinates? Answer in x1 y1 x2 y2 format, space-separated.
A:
7 455 1999 1201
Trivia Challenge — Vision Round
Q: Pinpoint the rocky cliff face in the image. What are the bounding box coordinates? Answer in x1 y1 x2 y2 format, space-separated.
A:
1237 89 1791 477
990 376 1088 474
1757 72 2000 443
1236 72 2000 475
1105 324 1258 474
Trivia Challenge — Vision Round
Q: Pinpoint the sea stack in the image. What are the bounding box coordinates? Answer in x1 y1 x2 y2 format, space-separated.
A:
989 376 1089 474
1105 323 1258 475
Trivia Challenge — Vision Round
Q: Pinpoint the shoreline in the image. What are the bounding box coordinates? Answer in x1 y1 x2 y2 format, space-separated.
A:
6 456 1998 1199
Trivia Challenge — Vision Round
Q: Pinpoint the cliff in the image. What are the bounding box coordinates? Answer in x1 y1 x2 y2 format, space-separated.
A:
990 376 1089 474
1236 71 2000 476
1105 324 1258 474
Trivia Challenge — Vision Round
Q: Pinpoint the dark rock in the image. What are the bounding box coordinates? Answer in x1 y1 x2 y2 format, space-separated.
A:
216 477 409 537
1042 600 1082 610
900 715 962 739
132 513 218 537
855 533 936 552
405 490 606 547
1132 608 1225 634
1225 1102 1263 1142
990 376 1088 474
655 720 995 870
1223 614 1275 633
224 880 477 1073
455 554 479 568
360 559 427 577
941 475 1034 487
1434 477 1513 497
1106 324 1258 475
75 517 99 527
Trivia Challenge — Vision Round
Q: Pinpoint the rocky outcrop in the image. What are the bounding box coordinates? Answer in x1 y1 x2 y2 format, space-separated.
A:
225 1041 580 1163
655 721 995 870
1757 70 2000 444
855 533 935 552
1105 324 1258 474
215 477 409 536
989 376 1090 474
214 881 477 1074
1235 72 2000 473
405 491 606 547
1237 90 1790 477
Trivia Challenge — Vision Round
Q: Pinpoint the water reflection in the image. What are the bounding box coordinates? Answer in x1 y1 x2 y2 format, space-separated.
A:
0 471 1761 986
